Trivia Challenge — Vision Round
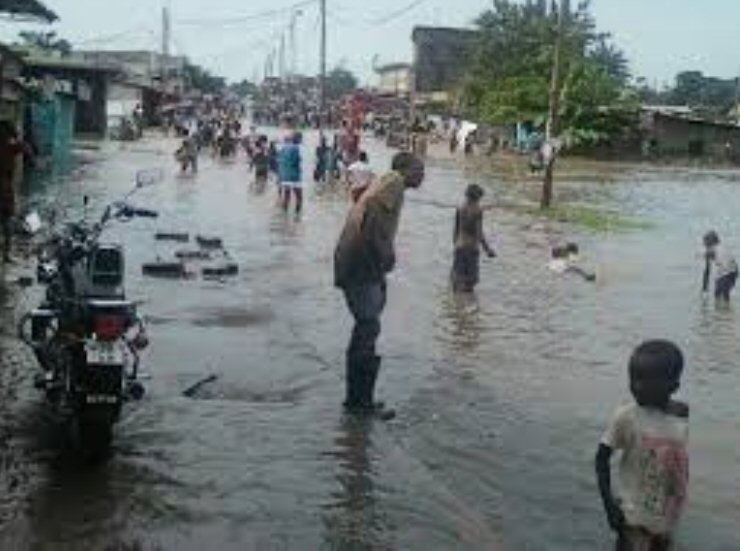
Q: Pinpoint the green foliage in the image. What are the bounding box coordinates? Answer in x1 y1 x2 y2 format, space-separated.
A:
17 31 72 56
229 79 257 98
635 71 738 121
462 0 633 146
183 62 226 94
517 203 651 232
325 67 358 100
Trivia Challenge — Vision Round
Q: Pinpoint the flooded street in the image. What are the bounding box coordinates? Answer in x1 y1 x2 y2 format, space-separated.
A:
1 131 739 550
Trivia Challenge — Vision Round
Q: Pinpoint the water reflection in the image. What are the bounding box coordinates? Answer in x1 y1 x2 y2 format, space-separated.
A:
440 289 483 354
322 416 389 550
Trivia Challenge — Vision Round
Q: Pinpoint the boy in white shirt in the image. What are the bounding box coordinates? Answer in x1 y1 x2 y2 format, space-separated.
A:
702 230 738 302
596 340 689 551
347 151 374 203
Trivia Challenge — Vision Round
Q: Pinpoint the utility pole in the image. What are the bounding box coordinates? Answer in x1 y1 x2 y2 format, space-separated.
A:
541 0 568 209
161 6 171 96
319 0 327 128
289 10 303 81
278 33 286 81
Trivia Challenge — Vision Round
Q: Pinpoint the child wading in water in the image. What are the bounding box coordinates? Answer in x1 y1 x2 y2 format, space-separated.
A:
251 136 269 192
595 340 689 551
702 230 738 302
451 184 496 292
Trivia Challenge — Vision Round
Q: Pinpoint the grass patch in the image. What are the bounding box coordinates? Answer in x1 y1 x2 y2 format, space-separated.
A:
515 204 652 232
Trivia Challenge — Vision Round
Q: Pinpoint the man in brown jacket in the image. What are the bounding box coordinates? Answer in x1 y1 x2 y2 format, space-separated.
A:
334 151 424 418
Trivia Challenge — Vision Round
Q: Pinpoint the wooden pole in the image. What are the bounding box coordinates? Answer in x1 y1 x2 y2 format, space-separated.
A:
541 0 567 209
319 0 327 128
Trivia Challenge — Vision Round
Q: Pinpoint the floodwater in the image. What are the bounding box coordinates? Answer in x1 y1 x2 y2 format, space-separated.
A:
1 131 739 550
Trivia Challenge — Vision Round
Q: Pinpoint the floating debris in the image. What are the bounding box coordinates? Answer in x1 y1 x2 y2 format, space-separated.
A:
182 374 219 398
155 232 190 242
142 261 187 278
175 249 212 260
202 263 239 278
196 235 224 249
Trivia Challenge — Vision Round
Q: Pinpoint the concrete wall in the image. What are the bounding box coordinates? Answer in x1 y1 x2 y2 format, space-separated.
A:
648 114 740 160
378 67 411 96
107 82 142 118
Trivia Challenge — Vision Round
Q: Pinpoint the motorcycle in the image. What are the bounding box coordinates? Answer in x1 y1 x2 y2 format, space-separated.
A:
17 170 160 457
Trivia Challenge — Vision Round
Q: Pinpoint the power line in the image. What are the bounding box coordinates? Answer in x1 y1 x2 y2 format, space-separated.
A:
72 26 156 47
176 0 316 28
371 0 428 25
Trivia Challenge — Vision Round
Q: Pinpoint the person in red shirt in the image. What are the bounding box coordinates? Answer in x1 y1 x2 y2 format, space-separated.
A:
0 121 24 262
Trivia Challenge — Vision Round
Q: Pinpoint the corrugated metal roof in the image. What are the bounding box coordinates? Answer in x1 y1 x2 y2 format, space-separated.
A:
0 0 58 22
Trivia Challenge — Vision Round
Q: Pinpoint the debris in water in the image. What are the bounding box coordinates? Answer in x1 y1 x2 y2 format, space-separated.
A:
175 249 212 260
196 235 223 249
202 263 239 278
182 374 219 398
155 232 190 242
142 261 187 278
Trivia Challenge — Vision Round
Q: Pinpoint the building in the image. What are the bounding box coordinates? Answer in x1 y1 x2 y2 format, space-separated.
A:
411 26 477 107
375 63 411 97
21 54 119 137
78 50 187 125
78 50 186 96
0 43 27 188
0 43 25 128
640 108 740 161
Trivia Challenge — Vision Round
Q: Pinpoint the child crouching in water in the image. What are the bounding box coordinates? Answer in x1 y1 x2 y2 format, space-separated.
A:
596 340 689 551
451 184 496 292
548 243 596 281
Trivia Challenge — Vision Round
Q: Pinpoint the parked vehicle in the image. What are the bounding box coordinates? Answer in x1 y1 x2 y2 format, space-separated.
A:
17 170 160 458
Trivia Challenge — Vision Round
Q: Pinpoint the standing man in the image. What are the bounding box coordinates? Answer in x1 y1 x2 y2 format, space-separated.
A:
334 152 425 418
0 121 25 263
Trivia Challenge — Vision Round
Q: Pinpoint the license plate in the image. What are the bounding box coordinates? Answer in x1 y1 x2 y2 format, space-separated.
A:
85 340 124 366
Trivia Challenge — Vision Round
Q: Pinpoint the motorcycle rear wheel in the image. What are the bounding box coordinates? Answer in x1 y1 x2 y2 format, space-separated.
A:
75 419 113 461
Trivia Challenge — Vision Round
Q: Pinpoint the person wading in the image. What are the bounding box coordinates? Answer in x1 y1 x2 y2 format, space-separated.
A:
334 152 425 419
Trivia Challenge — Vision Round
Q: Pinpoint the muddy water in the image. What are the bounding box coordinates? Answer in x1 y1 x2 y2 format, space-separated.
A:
0 133 738 550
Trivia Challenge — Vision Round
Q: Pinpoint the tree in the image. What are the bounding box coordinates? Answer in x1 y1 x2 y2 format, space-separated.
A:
668 71 736 118
325 67 358 100
462 0 634 208
463 0 631 140
229 79 257 98
183 62 226 94
17 31 72 56
588 39 629 84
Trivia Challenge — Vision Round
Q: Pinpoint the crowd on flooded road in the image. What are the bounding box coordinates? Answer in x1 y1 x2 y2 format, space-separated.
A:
1 105 739 549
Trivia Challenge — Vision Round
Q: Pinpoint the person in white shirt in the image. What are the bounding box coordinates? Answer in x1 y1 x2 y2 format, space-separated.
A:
702 230 738 302
596 340 689 551
547 243 596 281
347 151 375 203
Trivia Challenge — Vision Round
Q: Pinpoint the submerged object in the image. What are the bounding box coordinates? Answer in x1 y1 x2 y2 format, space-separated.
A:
155 232 190 242
175 249 212 260
202 263 239 278
182 374 219 398
196 235 224 249
142 261 187 278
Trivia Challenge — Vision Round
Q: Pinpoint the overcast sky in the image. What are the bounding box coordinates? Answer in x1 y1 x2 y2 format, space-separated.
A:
1 0 738 87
